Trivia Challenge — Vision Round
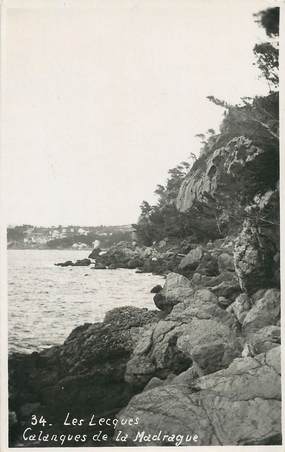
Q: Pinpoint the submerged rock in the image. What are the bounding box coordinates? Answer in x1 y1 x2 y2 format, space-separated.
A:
55 258 91 267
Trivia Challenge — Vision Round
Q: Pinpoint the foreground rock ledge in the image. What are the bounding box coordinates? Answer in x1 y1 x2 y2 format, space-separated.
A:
115 346 281 446
8 306 161 446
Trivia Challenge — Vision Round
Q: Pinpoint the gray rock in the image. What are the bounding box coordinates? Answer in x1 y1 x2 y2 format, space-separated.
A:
242 289 280 335
143 377 164 392
126 289 240 386
150 284 163 293
116 347 281 446
210 276 241 301
178 246 204 273
218 252 235 272
242 329 280 359
195 253 219 276
92 263 106 269
153 272 193 313
55 260 73 267
234 219 276 294
242 325 280 356
73 258 91 266
227 293 251 323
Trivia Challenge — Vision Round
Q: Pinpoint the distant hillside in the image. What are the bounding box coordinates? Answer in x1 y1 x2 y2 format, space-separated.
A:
7 224 134 250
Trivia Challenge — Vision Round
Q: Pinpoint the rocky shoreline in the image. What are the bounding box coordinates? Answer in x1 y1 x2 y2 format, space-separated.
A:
9 227 281 446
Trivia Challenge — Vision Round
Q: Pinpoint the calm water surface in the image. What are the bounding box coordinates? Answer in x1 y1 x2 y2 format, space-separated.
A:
8 250 164 353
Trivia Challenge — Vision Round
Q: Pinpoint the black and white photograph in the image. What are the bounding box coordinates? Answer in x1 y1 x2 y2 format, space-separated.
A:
1 0 283 449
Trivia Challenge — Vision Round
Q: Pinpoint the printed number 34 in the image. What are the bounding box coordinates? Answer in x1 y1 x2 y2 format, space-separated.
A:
31 415 47 426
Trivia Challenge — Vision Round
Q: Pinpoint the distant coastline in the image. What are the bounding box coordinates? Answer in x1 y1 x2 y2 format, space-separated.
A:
7 224 134 250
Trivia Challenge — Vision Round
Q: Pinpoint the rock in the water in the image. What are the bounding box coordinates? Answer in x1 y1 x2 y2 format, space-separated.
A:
88 247 102 259
150 284 163 293
73 258 91 266
116 347 281 446
92 262 107 269
55 260 74 267
55 258 91 267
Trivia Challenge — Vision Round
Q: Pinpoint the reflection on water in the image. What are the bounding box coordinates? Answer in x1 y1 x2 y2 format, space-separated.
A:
8 250 163 353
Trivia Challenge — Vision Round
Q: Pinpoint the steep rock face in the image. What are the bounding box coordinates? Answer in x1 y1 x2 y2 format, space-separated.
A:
116 346 281 446
233 190 279 294
176 136 277 214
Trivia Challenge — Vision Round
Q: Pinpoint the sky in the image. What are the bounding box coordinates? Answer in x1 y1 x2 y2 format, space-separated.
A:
2 0 279 226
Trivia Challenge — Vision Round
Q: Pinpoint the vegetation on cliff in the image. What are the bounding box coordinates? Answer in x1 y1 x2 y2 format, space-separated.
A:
134 6 279 246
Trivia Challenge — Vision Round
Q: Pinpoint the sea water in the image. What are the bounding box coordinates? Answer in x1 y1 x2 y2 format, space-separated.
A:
8 249 163 353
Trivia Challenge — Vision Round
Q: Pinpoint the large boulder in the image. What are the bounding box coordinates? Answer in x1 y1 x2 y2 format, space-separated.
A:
227 293 251 323
190 270 241 303
218 252 235 272
126 289 240 387
115 347 281 446
178 246 203 273
242 288 280 335
242 325 280 356
90 241 140 269
153 272 193 313
179 247 218 277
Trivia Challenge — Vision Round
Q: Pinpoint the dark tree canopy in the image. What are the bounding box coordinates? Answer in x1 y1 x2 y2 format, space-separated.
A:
255 7 279 37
